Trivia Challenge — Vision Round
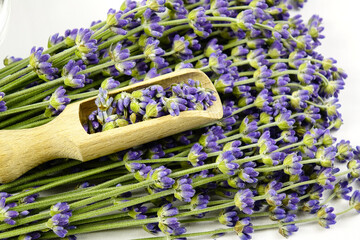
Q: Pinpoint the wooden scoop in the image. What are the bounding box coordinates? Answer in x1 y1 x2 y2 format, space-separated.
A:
0 69 223 183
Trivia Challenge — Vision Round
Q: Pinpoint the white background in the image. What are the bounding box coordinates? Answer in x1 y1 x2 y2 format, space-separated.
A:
1 0 360 239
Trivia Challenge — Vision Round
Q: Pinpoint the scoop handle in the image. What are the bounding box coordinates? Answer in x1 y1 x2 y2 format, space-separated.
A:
0 120 80 183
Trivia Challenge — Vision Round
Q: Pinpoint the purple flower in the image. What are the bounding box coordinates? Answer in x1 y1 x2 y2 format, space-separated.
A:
254 89 273 113
3 56 22 66
254 66 274 89
274 110 295 130
101 77 120 90
75 29 98 64
219 210 239 227
316 167 337 190
297 62 315 84
282 193 300 211
190 194 210 218
317 206 336 229
188 143 207 166
302 199 321 214
333 181 352 201
172 35 193 60
336 140 354 163
283 153 303 176
235 9 255 30
208 52 232 74
269 206 287 220
167 0 188 19
64 29 79 47
279 214 298 238
48 33 64 48
145 0 166 12
216 151 239 176
142 9 165 37
45 86 71 117
350 190 360 213
234 217 253 240
0 92 7 112
238 167 259 184
347 159 360 180
289 90 309 109
50 203 71 217
148 166 175 189
265 181 286 207
173 177 195 202
144 37 165 61
46 213 70 238
234 189 254 215
106 9 128 35
128 205 148 220
247 48 268 69
188 7 212 37
110 43 136 75
29 47 58 81
62 60 86 88
0 197 19 225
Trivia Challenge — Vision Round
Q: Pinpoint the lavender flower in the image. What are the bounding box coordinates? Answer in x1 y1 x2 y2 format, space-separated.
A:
46 213 70 238
219 209 239 227
29 47 58 81
190 194 210 218
188 143 207 166
0 197 19 225
3 56 22 66
317 206 336 229
173 177 195 202
350 190 360 213
48 33 64 48
188 7 212 37
0 92 7 112
279 214 298 238
234 217 253 240
234 189 254 215
148 166 175 189
62 60 86 88
216 151 239 176
45 86 71 117
106 9 128 35
283 153 303 176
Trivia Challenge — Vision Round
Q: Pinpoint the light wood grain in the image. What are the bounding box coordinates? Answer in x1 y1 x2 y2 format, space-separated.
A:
0 69 223 183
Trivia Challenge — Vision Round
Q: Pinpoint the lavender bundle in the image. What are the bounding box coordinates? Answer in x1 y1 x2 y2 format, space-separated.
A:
0 0 359 240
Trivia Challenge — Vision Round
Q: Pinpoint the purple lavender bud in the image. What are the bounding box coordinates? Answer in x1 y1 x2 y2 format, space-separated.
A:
62 60 86 88
188 143 207 166
167 0 188 19
188 7 212 37
48 33 64 48
234 217 253 240
46 213 70 238
210 0 230 17
283 153 303 176
173 177 195 202
269 206 287 221
234 189 254 215
148 166 175 189
214 73 234 94
64 29 78 47
143 9 165 37
350 190 360 213
101 77 120 90
316 167 337 190
205 39 223 57
45 86 71 117
279 214 298 237
0 197 19 225
265 181 286 207
0 92 7 112
3 56 22 66
172 35 193 60
317 206 336 229
184 32 201 50
219 210 239 227
297 62 315 84
274 110 295 130
235 9 255 30
247 48 268 69
208 51 232 74
144 37 165 61
106 9 128 35
128 205 148 220
333 180 352 201
216 151 239 176
190 194 210 218
302 199 321 214
283 193 300 211
336 140 354 163
347 160 360 180
29 47 58 81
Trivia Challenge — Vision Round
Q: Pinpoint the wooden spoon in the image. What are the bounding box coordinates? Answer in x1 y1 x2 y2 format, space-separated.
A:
0 69 223 183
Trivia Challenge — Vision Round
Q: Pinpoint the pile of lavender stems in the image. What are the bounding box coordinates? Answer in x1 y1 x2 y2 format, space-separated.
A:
0 0 360 239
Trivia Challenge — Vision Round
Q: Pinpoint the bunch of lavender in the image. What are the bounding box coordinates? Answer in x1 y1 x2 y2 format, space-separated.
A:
87 78 216 133
0 0 360 240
